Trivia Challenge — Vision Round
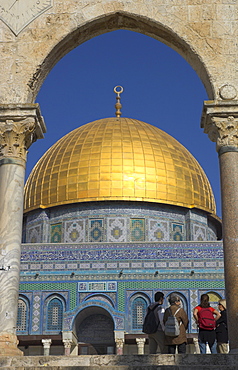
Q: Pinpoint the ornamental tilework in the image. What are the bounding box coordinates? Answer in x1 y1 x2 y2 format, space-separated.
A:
24 204 218 243
190 289 199 331
130 219 145 241
50 223 62 243
21 242 224 262
89 219 104 242
28 225 42 243
193 225 206 241
107 218 127 242
171 223 184 241
148 219 169 241
114 316 124 330
31 294 41 333
64 220 86 243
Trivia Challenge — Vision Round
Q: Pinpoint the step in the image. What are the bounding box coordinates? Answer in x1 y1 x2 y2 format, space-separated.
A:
1 354 238 369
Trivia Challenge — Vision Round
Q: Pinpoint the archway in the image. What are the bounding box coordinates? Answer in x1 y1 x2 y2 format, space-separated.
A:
0 1 238 355
73 306 115 355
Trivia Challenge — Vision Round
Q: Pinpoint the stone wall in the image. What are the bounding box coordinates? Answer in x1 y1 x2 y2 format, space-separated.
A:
0 1 238 104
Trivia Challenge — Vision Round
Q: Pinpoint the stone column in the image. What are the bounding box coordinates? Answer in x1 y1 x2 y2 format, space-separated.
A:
193 338 200 354
115 338 124 355
63 339 72 356
0 104 46 356
42 339 52 356
136 337 146 355
201 100 238 353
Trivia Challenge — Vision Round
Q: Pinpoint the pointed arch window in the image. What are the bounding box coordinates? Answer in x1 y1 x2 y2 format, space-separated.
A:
132 297 147 330
47 298 63 331
17 298 28 332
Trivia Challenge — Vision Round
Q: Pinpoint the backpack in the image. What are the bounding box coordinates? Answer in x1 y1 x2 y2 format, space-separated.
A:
164 308 181 337
142 304 160 334
198 308 216 330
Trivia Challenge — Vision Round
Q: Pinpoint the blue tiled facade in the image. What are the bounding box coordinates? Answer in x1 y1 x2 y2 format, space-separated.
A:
19 201 223 354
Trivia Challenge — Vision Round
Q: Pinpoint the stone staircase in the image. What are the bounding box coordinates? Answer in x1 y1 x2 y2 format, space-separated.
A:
0 355 238 370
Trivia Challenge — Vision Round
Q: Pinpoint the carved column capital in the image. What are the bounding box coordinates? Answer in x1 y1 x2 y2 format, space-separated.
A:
42 338 52 348
201 100 238 154
136 337 146 355
0 104 46 163
115 337 124 355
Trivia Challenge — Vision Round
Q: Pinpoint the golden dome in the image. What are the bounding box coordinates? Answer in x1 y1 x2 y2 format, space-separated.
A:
24 117 216 214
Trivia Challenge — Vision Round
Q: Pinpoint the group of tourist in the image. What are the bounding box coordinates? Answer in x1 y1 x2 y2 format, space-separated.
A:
144 292 228 354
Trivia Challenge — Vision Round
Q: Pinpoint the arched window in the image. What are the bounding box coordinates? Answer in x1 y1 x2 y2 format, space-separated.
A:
47 298 63 331
17 298 28 332
165 292 188 314
207 291 222 307
132 297 147 330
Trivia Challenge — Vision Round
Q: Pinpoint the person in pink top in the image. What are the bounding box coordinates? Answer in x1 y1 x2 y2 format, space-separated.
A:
193 294 221 354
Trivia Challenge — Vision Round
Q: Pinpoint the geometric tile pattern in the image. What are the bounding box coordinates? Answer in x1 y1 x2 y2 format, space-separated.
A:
190 289 199 330
28 225 42 243
64 220 85 243
193 225 206 241
107 218 127 242
50 223 62 243
130 219 145 241
23 204 219 243
172 223 184 241
117 281 225 312
32 294 41 333
148 219 169 241
89 219 104 242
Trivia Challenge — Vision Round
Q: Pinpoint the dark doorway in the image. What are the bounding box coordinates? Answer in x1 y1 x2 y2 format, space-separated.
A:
75 308 115 355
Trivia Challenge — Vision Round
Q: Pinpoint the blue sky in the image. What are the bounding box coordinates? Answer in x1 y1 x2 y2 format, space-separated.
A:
28 30 221 217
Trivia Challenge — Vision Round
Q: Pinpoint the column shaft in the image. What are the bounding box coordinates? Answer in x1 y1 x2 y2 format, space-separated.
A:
201 100 238 352
0 161 25 355
0 104 46 356
219 151 238 352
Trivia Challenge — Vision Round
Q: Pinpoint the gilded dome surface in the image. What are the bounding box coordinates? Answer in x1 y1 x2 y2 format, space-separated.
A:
24 117 216 214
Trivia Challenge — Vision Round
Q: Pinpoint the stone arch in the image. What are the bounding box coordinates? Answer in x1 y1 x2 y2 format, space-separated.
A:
84 293 115 308
73 305 115 355
27 11 216 103
165 291 188 313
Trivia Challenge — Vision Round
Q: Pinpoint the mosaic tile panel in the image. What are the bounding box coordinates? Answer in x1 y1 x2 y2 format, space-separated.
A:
78 281 117 292
28 225 42 243
31 294 41 333
130 219 145 241
190 289 199 331
89 219 104 242
64 220 85 243
193 225 206 241
50 223 62 243
117 281 225 312
171 223 184 241
107 218 127 242
20 282 77 310
23 203 219 243
148 219 169 241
